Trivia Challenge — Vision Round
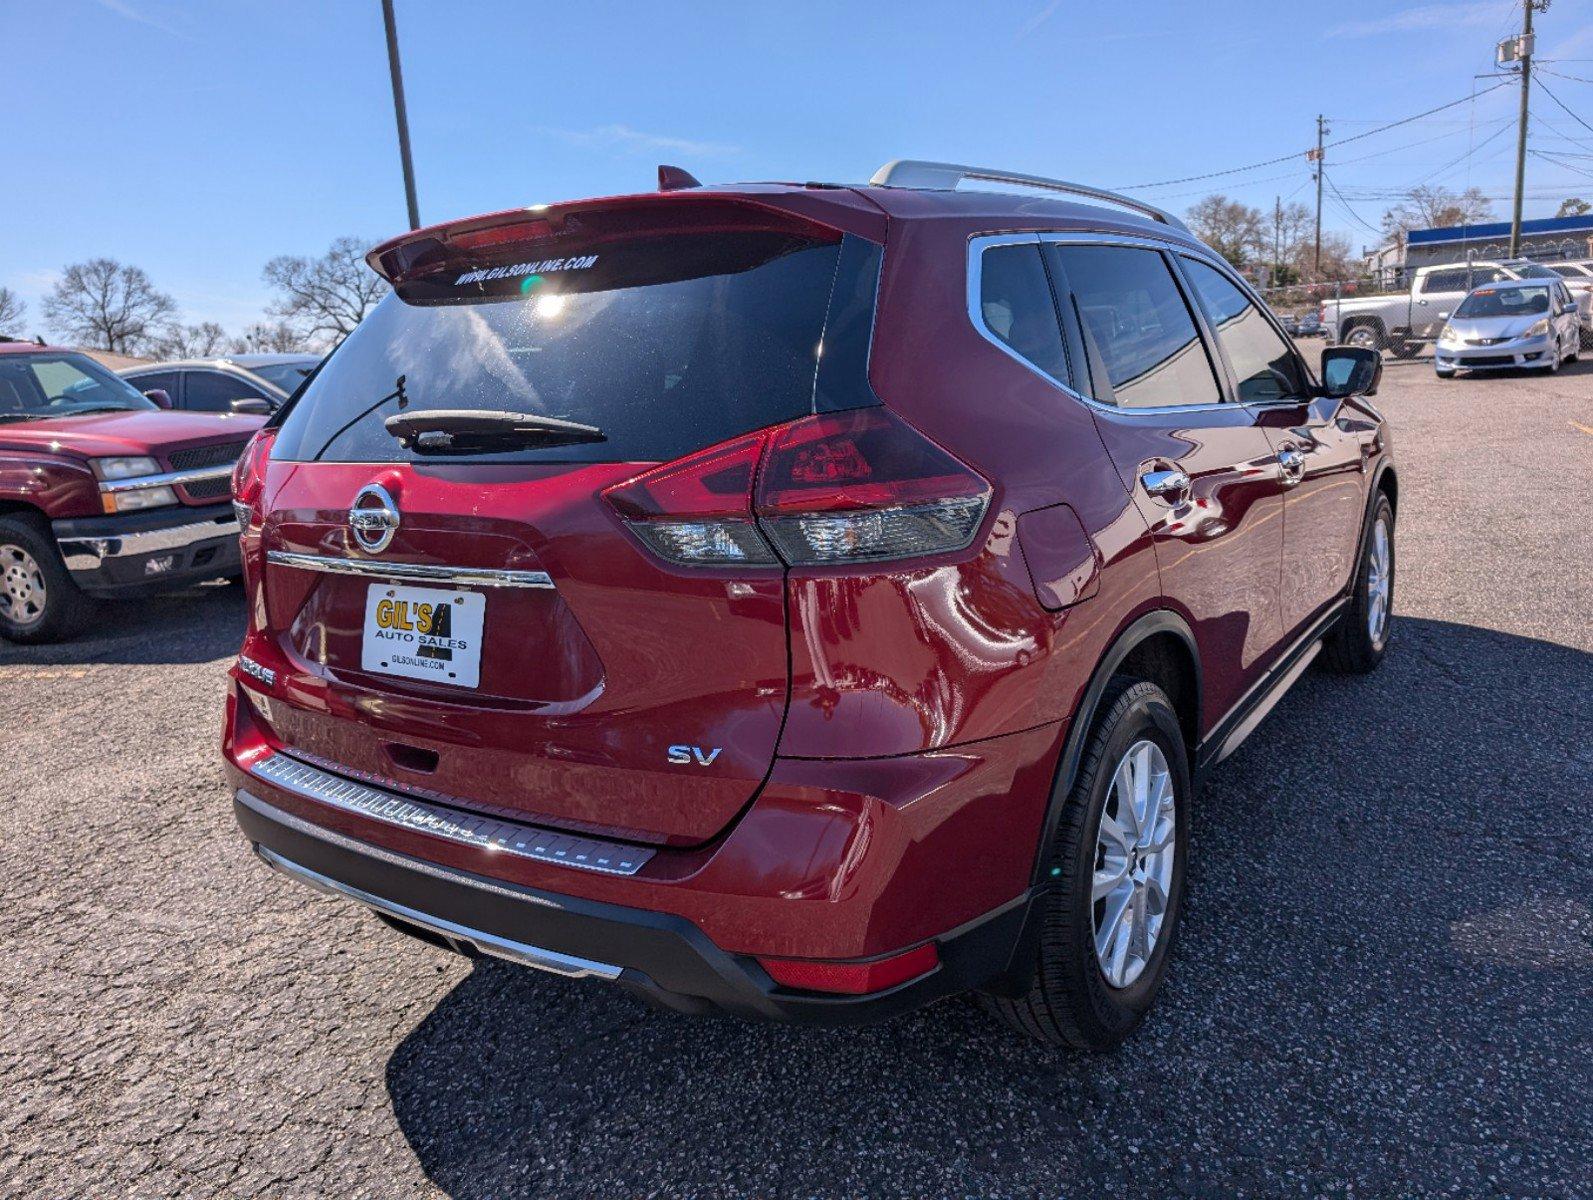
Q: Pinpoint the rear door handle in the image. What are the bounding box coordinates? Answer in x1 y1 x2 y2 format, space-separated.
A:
1140 468 1191 499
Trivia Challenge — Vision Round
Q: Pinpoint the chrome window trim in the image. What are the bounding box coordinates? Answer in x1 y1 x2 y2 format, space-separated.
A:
967 231 1239 416
265 549 554 589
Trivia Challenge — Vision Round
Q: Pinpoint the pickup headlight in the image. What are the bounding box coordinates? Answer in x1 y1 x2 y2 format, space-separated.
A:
1525 319 1551 338
107 486 179 513
89 456 179 513
89 456 161 481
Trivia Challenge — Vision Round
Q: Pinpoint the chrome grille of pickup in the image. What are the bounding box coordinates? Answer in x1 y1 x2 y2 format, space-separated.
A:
167 441 247 471
247 752 654 877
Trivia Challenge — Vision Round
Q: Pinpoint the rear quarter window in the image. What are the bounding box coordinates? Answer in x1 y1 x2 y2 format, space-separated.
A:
272 229 874 465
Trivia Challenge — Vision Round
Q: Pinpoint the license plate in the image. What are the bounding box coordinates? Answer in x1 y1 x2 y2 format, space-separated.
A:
362 583 485 688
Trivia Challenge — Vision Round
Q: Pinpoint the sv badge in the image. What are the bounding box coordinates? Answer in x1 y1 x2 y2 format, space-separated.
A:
667 744 722 767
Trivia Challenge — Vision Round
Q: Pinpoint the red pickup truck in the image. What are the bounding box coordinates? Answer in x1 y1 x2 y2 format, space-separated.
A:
0 343 264 642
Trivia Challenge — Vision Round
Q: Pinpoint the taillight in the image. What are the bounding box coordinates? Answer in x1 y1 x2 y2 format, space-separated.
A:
601 408 991 569
601 433 780 567
754 408 990 566
231 429 275 523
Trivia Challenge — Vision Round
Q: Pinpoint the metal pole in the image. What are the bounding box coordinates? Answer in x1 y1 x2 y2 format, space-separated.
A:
1274 195 1282 287
1509 0 1535 257
382 0 421 231
1314 115 1326 274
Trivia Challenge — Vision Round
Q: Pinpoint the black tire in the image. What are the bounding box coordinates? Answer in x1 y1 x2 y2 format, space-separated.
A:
0 513 92 644
1322 494 1394 674
983 678 1190 1051
1344 322 1385 353
1434 368 1456 379
1389 338 1421 360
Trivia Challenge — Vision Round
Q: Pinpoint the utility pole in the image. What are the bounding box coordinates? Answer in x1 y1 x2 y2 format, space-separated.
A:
1273 196 1283 287
381 0 421 231
1508 0 1546 257
1312 115 1328 274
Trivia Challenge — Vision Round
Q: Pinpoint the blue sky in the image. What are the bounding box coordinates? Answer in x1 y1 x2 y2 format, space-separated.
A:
4 0 1592 338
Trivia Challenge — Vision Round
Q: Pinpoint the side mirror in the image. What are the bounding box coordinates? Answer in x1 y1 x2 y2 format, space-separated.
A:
230 397 273 416
1321 346 1382 398
143 388 173 409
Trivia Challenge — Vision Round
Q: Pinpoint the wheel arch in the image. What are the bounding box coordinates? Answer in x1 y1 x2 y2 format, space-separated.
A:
1027 608 1201 887
0 499 49 525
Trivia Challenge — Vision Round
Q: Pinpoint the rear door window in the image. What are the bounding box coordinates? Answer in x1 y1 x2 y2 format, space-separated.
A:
186 370 268 411
272 229 858 465
1049 245 1224 409
977 243 1070 383
1181 258 1305 402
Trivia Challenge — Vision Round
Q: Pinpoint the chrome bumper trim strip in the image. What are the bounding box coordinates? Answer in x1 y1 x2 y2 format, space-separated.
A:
57 515 240 571
247 751 653 877
99 464 235 494
264 550 554 590
254 844 623 980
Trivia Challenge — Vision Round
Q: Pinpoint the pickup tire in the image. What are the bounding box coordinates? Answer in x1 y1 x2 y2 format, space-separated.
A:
1388 337 1421 360
1342 320 1386 353
982 677 1190 1051
0 513 91 644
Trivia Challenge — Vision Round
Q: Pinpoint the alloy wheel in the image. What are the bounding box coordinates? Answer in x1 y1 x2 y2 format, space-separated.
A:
0 543 47 626
1366 518 1391 647
1092 739 1177 989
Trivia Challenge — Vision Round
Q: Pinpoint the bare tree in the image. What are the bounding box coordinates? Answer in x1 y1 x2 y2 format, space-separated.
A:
154 321 231 359
230 320 305 354
262 237 386 346
1186 195 1267 269
1380 186 1494 244
42 259 176 354
0 287 25 336
1556 197 1591 217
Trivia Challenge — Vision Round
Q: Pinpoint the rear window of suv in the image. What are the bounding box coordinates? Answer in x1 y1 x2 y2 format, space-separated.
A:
271 229 863 465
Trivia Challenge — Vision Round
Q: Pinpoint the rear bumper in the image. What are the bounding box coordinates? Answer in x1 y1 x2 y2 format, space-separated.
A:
53 503 240 596
234 785 1037 1024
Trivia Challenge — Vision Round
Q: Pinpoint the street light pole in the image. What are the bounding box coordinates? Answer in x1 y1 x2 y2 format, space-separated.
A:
381 0 421 231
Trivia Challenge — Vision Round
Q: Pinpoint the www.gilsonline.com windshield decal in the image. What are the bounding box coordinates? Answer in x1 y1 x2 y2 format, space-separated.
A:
453 255 599 286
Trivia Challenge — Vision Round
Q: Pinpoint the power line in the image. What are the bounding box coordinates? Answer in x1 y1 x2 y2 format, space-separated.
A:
1535 76 1593 137
1115 81 1511 191
1323 171 1383 235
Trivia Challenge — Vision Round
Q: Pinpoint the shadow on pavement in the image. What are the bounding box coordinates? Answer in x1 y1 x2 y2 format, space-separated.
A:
0 579 245 667
384 617 1592 1198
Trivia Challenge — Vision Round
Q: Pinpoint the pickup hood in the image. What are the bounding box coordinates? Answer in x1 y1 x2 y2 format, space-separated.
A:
0 409 264 460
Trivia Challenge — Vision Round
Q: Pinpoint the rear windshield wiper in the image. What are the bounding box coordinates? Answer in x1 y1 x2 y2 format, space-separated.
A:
383 408 606 453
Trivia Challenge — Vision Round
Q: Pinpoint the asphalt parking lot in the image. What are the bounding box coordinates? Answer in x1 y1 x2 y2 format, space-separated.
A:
3 357 1590 1199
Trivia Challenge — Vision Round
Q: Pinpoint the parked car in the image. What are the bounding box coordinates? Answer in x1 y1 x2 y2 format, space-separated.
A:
223 160 1396 1050
1433 279 1582 378
0 344 264 642
121 353 320 415
1321 259 1589 355
1284 311 1325 338
1542 261 1593 346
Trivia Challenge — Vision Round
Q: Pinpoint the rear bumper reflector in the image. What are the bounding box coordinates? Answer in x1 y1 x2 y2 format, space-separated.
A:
756 942 940 995
247 751 653 876
264 550 553 589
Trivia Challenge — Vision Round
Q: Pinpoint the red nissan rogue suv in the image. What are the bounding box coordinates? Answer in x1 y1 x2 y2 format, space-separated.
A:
224 161 1395 1049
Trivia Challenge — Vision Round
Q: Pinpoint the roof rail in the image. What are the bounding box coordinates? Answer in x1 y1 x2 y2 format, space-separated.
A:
868 159 1190 235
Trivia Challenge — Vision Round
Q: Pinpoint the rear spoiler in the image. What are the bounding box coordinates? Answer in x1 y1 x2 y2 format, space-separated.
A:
367 189 885 286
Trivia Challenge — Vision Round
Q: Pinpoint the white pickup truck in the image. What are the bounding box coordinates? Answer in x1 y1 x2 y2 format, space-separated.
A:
1322 260 1592 355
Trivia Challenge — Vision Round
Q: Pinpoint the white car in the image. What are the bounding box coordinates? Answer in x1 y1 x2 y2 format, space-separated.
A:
1433 279 1582 378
